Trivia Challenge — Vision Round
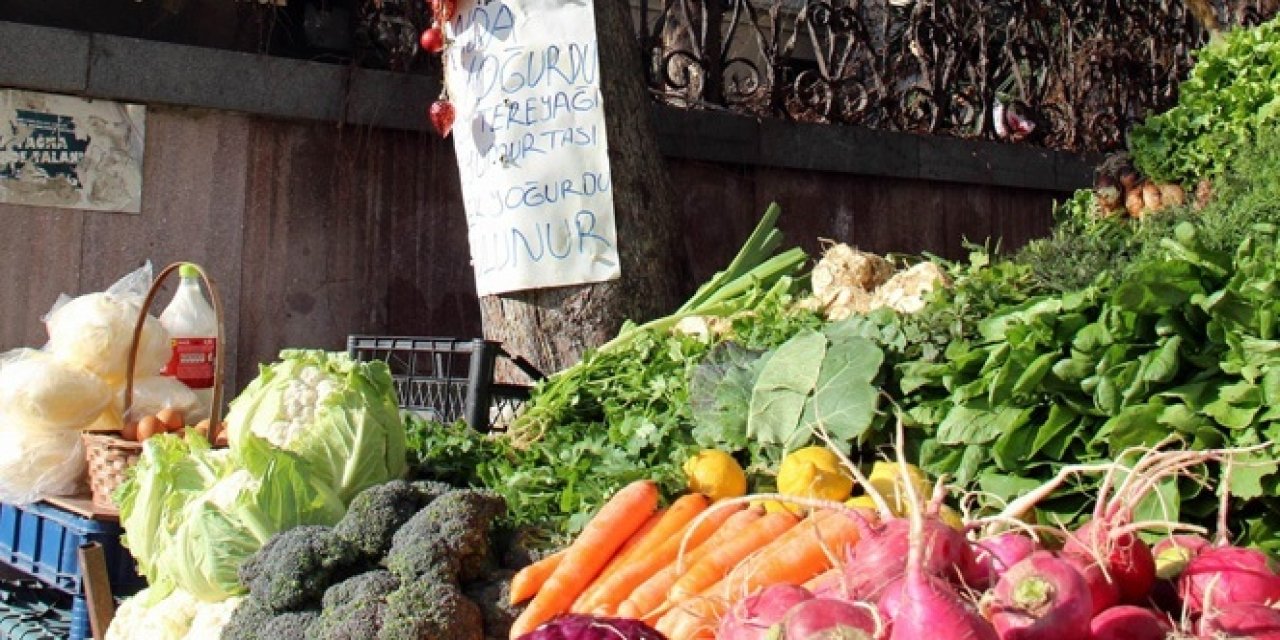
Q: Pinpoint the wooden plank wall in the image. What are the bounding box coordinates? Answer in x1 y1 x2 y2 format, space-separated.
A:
0 106 1057 397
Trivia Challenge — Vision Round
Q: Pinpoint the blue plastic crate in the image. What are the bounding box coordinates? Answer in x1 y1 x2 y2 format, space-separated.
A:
0 501 145 598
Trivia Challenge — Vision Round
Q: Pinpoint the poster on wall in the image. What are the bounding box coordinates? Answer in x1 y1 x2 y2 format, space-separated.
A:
443 0 621 296
0 89 145 213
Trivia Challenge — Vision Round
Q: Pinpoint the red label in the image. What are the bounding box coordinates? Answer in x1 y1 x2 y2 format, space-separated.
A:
162 337 217 388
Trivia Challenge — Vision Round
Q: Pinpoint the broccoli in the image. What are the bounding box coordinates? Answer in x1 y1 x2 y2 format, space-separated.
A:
311 570 401 640
333 480 428 559
222 597 274 640
385 535 463 582
239 525 358 612
464 570 523 640
410 479 455 503
378 577 484 640
314 600 386 640
321 569 400 611
387 489 506 582
259 610 320 640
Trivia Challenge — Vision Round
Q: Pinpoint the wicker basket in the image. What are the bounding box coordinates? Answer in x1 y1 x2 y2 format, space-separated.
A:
83 262 227 513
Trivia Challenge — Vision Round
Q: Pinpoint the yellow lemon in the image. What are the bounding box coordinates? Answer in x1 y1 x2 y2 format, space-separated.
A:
683 450 747 502
776 446 854 513
867 461 933 516
937 504 965 531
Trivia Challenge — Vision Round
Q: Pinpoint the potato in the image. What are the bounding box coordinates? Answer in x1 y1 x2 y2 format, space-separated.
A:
137 415 164 442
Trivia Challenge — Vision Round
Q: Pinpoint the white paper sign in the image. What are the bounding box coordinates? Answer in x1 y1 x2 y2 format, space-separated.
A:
0 89 145 213
444 0 621 296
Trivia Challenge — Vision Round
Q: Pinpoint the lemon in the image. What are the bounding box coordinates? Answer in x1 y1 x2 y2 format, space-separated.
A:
937 504 965 531
683 450 747 502
776 446 854 513
866 461 933 516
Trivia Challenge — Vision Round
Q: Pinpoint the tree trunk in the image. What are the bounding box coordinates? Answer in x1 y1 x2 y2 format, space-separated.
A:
478 0 689 378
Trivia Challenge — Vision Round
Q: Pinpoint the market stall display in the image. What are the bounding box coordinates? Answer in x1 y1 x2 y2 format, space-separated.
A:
1 12 1278 640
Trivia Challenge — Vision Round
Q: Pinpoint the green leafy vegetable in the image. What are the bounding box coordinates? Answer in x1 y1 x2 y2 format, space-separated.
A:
224 349 407 504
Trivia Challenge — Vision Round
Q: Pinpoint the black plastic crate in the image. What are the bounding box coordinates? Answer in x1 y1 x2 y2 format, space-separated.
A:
347 336 542 431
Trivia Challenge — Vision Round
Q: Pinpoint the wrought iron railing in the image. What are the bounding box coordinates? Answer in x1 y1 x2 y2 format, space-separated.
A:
637 0 1277 152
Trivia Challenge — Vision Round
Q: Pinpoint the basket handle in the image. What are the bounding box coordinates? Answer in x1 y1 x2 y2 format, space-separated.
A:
123 262 227 444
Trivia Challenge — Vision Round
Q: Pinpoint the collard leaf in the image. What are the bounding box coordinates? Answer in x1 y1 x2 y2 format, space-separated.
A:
1093 403 1168 455
804 336 884 451
1133 474 1182 537
937 402 1032 446
747 330 827 447
1225 453 1280 500
689 342 769 449
1030 404 1079 460
993 418 1037 471
978 472 1042 505
1012 351 1059 398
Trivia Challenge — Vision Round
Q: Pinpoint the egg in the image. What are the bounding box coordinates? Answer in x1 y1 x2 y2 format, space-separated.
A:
194 418 211 441
120 421 139 442
137 415 164 441
156 407 185 432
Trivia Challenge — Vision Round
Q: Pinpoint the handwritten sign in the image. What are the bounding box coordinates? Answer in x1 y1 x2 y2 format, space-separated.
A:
444 0 621 296
0 89 144 213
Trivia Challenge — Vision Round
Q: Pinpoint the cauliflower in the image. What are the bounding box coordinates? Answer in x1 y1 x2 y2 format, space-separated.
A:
105 587 201 640
263 365 340 448
224 350 407 504
182 596 246 640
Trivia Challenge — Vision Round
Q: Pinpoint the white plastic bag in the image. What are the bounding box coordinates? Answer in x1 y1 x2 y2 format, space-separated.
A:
124 376 201 423
44 263 171 385
0 418 86 504
0 348 112 429
87 376 202 432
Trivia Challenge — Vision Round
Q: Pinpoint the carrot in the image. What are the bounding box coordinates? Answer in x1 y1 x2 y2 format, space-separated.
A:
708 508 862 602
578 499 741 613
509 549 567 606
618 507 763 621
572 497 697 612
657 510 861 640
592 507 667 581
667 509 800 602
801 566 843 595
508 479 660 639
655 596 723 640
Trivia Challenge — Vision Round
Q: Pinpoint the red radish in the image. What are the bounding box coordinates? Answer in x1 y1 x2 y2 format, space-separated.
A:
718 584 813 640
804 569 845 599
967 532 1039 590
986 551 1093 640
884 419 998 640
1198 602 1280 639
1088 605 1171 640
1061 520 1155 604
428 100 455 138
419 26 444 54
843 516 973 599
876 577 904 626
1179 546 1280 614
1151 534 1211 579
1061 552 1119 617
775 598 879 639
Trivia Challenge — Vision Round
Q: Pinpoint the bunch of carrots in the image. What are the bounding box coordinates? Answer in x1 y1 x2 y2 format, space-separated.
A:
506 479 864 640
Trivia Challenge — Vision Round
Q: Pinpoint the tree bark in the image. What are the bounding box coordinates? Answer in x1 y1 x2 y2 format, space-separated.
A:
478 0 689 378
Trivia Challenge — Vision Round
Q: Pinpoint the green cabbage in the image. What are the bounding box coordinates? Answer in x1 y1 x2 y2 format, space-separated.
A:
118 433 347 602
224 349 407 503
